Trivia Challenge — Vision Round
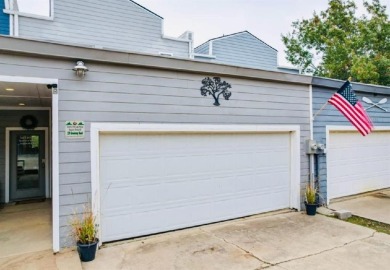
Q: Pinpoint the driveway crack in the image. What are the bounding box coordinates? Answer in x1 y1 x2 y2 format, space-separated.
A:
199 228 272 268
199 228 376 269
273 231 376 266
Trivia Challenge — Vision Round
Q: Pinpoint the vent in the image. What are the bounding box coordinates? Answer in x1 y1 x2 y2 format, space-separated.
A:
159 52 173 57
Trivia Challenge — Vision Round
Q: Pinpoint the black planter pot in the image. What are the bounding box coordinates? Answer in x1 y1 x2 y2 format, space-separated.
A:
305 202 317 216
77 239 98 262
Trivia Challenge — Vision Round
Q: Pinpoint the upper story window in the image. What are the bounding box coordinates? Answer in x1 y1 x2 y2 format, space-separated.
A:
4 0 53 19
17 0 51 17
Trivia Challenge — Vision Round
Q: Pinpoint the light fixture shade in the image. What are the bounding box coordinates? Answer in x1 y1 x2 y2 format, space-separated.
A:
73 61 88 77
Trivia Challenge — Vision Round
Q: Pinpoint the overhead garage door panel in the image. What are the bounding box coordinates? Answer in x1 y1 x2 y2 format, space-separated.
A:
100 132 291 242
328 131 390 200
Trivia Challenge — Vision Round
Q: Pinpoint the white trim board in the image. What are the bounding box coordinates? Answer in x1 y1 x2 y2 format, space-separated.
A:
51 89 59 252
0 75 57 84
91 123 301 244
0 107 51 111
3 0 54 22
5 127 49 202
0 75 59 252
325 125 390 205
3 9 54 21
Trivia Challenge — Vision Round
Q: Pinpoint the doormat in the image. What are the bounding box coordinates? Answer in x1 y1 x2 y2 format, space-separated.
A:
15 198 46 204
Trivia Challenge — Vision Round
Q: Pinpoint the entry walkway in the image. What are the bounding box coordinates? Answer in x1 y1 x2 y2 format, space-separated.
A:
329 189 390 224
0 200 52 258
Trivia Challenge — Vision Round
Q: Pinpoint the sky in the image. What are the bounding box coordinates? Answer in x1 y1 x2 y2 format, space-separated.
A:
15 0 389 67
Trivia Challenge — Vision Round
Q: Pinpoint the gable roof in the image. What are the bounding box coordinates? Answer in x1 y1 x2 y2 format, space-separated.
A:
195 31 278 52
129 0 163 19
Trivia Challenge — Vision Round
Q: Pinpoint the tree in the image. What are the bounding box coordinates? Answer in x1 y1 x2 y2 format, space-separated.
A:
282 0 390 86
200 77 232 106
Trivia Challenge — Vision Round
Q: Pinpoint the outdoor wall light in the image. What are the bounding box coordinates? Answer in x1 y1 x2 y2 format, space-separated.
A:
73 61 88 78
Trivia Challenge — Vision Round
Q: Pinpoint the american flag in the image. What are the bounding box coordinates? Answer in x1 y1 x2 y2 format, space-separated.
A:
328 81 373 136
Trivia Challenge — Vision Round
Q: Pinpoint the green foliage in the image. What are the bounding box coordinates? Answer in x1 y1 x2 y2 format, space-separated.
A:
346 216 390 234
282 0 390 86
305 184 317 204
70 205 98 244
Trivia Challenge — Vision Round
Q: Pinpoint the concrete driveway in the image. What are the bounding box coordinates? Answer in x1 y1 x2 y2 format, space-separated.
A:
329 189 390 224
83 211 390 270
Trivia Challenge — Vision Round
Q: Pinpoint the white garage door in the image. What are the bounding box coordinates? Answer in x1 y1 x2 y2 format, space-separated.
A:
328 130 390 200
99 131 292 242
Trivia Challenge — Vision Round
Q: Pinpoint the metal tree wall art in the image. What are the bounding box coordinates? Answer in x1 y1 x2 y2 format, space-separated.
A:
200 77 232 106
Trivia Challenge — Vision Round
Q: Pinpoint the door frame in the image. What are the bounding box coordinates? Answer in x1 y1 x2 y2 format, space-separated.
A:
0 75 60 253
91 123 301 244
326 125 390 204
5 127 49 202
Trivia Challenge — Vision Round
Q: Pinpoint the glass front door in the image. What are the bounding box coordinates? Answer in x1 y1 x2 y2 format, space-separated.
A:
10 130 46 201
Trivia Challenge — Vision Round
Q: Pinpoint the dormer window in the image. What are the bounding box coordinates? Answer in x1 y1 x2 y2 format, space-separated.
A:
4 0 53 20
17 0 51 17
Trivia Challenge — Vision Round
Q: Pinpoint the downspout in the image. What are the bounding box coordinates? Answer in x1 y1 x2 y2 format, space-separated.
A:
188 38 193 59
309 84 315 186
7 0 18 36
8 0 14 36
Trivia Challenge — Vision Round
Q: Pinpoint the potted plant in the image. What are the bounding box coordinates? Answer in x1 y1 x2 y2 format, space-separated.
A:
70 205 99 262
304 183 318 216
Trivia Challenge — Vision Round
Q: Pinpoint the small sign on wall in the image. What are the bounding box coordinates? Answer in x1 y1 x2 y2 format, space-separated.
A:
65 121 85 139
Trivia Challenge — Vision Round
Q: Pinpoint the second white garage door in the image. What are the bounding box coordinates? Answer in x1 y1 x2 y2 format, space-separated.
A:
327 130 390 201
99 130 294 242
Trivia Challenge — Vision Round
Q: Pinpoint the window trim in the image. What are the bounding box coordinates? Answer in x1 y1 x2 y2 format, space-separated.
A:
3 0 54 21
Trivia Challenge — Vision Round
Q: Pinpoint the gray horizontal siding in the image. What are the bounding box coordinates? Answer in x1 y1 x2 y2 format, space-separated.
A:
313 84 390 202
194 42 209 55
0 110 49 203
211 32 278 70
18 0 189 57
0 53 310 248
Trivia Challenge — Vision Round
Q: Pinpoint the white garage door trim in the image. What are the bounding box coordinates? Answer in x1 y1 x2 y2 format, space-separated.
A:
326 125 390 204
91 123 301 243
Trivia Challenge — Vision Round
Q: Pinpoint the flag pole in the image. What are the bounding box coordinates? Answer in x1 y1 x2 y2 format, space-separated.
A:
313 102 328 120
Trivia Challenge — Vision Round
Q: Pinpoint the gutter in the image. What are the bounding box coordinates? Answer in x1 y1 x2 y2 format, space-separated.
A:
0 36 313 86
312 76 390 94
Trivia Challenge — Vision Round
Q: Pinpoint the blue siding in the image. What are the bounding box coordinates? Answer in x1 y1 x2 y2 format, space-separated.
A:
194 32 278 71
312 78 390 202
212 32 277 70
0 2 9 35
194 42 209 54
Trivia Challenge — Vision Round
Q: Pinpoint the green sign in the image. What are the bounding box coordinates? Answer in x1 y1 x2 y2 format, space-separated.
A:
65 121 85 139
